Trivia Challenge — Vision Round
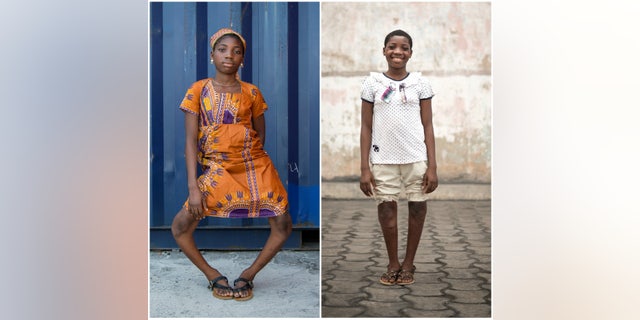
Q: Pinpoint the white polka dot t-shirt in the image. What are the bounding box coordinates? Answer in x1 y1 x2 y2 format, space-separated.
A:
361 72 434 164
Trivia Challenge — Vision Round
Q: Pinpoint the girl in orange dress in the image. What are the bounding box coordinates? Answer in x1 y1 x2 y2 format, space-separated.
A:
171 28 292 301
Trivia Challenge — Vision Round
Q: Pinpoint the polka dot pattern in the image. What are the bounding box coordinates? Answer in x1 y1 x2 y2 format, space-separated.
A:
361 72 434 164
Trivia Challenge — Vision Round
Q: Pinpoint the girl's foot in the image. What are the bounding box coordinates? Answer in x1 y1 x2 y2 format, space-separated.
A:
206 271 234 299
396 265 416 285
233 271 255 301
379 268 400 285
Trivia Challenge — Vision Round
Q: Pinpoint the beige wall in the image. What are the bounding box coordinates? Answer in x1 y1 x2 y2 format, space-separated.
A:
321 2 492 184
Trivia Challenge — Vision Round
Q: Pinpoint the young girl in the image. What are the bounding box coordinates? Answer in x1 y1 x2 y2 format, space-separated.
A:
359 29 438 286
171 28 292 301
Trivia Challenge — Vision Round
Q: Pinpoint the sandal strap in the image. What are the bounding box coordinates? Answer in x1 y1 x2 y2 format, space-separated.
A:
398 270 413 276
233 277 254 289
397 268 415 281
400 265 416 273
382 269 399 277
207 276 229 290
380 269 399 282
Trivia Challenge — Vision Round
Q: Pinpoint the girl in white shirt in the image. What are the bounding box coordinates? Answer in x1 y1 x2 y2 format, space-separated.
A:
360 29 438 286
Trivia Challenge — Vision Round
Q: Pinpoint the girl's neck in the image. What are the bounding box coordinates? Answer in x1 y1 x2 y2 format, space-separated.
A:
213 74 238 86
384 68 408 81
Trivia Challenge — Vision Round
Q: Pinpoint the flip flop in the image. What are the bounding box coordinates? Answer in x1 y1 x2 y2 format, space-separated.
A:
233 277 254 301
396 265 416 285
379 268 400 285
208 276 234 300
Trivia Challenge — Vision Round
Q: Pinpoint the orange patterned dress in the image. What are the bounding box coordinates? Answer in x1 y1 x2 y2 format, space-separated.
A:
179 78 288 218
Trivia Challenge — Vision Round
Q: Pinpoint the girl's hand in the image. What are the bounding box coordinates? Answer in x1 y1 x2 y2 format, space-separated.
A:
187 188 208 220
422 167 439 194
360 169 376 197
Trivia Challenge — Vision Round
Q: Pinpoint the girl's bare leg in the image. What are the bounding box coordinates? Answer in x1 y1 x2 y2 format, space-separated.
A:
378 201 401 272
171 208 233 297
234 212 293 299
402 201 427 270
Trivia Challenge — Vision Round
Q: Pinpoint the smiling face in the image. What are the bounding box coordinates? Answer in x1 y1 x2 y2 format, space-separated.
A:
383 35 413 70
211 34 245 75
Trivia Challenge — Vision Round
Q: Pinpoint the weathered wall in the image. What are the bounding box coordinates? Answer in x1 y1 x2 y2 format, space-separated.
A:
321 2 491 184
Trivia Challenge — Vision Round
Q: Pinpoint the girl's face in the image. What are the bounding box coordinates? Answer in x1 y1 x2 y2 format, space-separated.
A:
211 35 244 75
383 35 412 70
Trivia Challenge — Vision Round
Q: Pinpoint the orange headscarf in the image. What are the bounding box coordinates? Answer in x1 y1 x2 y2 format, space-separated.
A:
210 28 246 53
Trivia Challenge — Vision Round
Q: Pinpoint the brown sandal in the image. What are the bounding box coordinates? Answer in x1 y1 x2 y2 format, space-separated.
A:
379 268 400 285
396 265 416 285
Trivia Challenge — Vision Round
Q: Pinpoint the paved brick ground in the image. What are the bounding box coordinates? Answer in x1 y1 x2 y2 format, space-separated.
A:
322 199 491 318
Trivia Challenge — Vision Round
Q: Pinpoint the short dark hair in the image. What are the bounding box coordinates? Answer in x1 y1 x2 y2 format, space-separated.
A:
384 29 413 49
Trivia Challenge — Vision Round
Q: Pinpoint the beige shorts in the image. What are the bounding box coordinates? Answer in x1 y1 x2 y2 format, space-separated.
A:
371 161 429 204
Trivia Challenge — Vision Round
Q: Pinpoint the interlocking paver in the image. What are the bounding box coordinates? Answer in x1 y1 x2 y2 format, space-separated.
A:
362 286 409 302
437 251 472 260
442 278 484 291
322 199 491 317
414 272 446 284
477 272 491 283
406 282 449 296
402 295 450 310
472 262 491 271
439 243 469 251
433 235 466 243
445 289 490 303
343 244 376 254
321 247 344 256
358 300 410 317
470 254 491 264
402 308 456 317
334 260 375 270
431 228 462 236
465 233 490 241
322 306 365 317
447 302 492 317
325 279 371 294
330 269 369 281
437 258 477 268
412 252 444 263
322 292 368 307
322 233 349 242
468 245 491 255
442 267 481 279
341 252 376 262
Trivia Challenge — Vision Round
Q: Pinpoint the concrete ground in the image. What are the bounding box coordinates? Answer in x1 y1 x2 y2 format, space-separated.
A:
322 199 491 318
149 250 319 318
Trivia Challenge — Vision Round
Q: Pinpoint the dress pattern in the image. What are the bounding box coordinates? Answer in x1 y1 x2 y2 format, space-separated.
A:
179 78 288 218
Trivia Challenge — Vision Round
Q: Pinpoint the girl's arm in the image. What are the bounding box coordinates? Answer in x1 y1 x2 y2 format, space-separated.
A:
420 98 438 193
252 114 266 145
184 113 207 219
360 100 376 197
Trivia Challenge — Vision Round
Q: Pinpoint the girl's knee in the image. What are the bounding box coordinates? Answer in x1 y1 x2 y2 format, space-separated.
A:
171 211 190 238
170 220 182 239
378 201 397 218
377 201 398 229
271 213 292 236
408 201 427 217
